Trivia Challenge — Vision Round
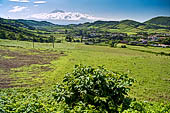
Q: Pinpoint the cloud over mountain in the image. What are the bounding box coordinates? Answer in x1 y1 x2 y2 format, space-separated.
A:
30 10 107 22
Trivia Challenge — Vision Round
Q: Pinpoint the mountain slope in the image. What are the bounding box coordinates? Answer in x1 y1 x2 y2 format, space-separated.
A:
0 18 50 42
144 16 170 26
16 19 56 27
0 18 35 30
119 20 144 27
0 16 170 35
71 17 170 33
16 19 65 31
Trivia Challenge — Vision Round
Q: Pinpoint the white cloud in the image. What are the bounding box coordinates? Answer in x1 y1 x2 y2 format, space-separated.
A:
9 6 27 13
9 0 30 3
30 11 107 22
34 1 47 4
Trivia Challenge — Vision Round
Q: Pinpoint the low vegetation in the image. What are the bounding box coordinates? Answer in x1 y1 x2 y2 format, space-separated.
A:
0 65 170 112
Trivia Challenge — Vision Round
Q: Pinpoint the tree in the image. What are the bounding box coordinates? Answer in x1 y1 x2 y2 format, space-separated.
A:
48 35 55 48
79 30 84 43
0 31 6 39
18 34 26 41
110 41 116 47
65 29 68 34
65 35 72 42
39 37 44 43
161 37 170 45
8 33 16 40
48 35 55 43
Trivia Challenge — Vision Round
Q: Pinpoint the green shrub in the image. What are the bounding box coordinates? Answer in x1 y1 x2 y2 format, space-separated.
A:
53 65 134 112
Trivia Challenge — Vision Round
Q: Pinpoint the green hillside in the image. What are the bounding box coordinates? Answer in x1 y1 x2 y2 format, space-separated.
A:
0 16 170 41
68 17 170 34
0 18 54 42
144 16 170 26
16 19 55 27
16 19 65 31
0 18 35 30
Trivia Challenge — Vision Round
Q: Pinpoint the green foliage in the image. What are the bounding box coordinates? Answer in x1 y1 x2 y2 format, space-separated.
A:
0 62 169 112
161 37 170 45
65 35 73 42
8 33 16 40
48 35 55 43
0 89 59 113
18 34 27 41
110 41 118 47
123 101 170 113
53 65 134 112
121 45 127 48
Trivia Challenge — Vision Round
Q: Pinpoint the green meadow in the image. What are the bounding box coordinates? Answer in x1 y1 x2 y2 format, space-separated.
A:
0 39 170 103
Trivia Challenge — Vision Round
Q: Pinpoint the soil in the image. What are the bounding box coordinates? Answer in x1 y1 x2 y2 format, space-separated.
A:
0 48 63 88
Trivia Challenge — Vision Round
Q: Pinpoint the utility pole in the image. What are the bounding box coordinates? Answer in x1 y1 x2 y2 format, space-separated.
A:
52 36 55 48
33 37 34 48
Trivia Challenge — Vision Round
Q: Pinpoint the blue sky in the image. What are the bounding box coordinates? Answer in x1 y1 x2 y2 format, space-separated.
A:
0 0 170 24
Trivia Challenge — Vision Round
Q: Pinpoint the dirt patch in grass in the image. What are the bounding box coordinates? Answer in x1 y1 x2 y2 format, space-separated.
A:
0 48 64 88
0 49 59 71
0 76 17 88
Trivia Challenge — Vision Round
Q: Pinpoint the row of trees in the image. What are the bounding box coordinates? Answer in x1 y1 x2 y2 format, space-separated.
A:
160 37 170 45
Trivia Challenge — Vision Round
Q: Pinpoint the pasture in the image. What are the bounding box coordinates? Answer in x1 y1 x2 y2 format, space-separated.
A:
0 39 170 102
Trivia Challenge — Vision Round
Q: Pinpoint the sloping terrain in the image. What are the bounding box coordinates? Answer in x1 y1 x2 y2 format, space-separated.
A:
69 16 170 33
1 16 170 34
144 16 170 26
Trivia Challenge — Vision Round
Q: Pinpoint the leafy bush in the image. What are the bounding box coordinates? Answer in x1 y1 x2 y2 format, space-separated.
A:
53 65 134 112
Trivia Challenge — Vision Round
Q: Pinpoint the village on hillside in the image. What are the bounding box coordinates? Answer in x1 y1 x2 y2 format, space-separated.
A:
65 29 170 48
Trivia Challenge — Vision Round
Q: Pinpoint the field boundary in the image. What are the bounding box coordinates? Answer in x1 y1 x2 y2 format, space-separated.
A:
128 48 170 56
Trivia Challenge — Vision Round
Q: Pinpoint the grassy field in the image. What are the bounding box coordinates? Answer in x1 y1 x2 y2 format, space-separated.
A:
0 39 170 103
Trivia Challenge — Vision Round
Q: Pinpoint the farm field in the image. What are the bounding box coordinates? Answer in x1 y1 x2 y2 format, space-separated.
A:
0 39 170 103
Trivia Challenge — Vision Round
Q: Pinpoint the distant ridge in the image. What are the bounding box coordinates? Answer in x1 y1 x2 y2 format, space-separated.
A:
51 9 65 13
16 19 56 27
0 16 170 33
144 16 170 26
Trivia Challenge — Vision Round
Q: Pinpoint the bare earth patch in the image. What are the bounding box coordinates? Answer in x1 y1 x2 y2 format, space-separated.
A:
0 48 64 88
